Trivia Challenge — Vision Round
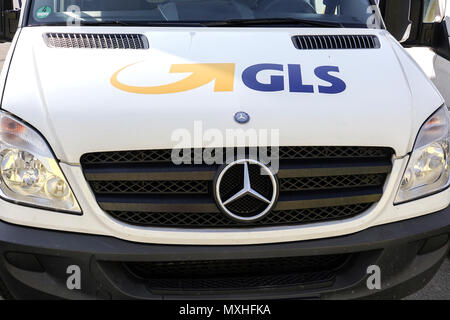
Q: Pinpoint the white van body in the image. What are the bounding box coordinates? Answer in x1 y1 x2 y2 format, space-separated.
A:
0 0 448 300
0 26 447 245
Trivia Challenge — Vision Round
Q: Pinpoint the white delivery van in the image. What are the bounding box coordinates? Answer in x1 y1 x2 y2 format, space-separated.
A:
0 0 448 300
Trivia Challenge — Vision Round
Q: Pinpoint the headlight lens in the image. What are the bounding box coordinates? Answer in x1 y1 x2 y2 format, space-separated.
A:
395 106 450 204
0 112 81 213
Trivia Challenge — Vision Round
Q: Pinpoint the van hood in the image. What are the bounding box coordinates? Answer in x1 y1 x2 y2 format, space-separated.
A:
2 27 444 163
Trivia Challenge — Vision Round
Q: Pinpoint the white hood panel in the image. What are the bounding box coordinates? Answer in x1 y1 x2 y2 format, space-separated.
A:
2 27 444 163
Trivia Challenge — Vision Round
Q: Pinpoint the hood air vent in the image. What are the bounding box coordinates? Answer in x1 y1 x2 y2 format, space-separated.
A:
292 35 380 50
44 33 149 49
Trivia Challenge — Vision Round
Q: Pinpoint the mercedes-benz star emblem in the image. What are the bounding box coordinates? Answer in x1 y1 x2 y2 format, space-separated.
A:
214 159 279 222
234 112 250 124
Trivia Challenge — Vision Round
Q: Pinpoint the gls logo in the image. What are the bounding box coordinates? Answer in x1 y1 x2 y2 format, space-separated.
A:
243 64 346 94
111 62 346 95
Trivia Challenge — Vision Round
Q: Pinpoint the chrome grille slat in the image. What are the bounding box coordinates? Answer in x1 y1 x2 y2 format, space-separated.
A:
44 33 149 49
317 36 325 49
356 36 362 48
337 35 343 49
312 36 318 49
345 35 351 48
292 35 380 50
95 186 383 213
361 35 369 48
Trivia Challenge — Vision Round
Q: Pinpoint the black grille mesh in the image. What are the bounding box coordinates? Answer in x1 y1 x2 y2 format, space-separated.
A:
280 174 385 191
91 180 209 194
81 146 390 165
109 203 372 228
226 195 268 217
124 254 350 290
145 271 336 290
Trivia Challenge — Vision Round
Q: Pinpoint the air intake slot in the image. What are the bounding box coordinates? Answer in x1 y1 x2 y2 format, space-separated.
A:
292 35 380 50
44 33 149 49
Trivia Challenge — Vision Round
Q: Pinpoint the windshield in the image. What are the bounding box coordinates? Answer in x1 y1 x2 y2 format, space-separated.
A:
27 0 380 28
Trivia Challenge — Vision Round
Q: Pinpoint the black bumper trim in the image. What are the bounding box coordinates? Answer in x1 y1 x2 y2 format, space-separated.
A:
0 206 449 299
0 205 449 261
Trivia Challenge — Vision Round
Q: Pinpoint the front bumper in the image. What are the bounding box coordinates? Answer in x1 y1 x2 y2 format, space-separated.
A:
0 205 449 300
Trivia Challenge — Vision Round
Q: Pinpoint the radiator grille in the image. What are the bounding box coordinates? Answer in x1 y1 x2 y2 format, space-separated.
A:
44 33 149 49
124 254 350 291
292 35 380 50
81 146 393 228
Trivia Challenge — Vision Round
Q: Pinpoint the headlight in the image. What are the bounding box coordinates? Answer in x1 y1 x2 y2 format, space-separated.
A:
395 105 450 204
0 111 81 213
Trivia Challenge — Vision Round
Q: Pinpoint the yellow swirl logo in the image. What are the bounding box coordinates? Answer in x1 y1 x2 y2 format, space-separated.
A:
111 62 236 94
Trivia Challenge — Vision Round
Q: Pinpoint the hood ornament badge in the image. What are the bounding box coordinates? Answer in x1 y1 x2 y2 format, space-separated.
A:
234 112 250 124
214 159 279 222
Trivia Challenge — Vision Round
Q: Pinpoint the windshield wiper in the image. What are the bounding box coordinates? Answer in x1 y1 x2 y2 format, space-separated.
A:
32 19 343 28
77 20 209 27
204 18 344 28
